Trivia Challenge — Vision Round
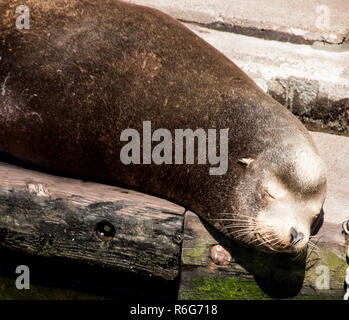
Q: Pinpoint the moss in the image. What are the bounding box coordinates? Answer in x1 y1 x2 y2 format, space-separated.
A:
136 252 150 264
179 275 345 300
134 251 170 267
182 246 209 263
326 251 347 278
37 241 55 257
179 276 271 300
152 255 169 266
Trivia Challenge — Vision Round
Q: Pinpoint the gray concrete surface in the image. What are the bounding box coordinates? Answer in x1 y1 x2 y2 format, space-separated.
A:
186 24 349 135
126 0 349 44
311 131 349 229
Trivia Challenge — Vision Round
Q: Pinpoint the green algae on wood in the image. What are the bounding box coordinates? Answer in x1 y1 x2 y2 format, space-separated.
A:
179 276 270 300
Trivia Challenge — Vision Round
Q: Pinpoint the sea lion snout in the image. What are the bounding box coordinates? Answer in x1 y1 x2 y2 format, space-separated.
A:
254 207 311 253
289 227 304 247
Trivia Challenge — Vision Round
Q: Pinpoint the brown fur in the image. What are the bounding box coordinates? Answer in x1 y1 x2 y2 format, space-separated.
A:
0 0 326 252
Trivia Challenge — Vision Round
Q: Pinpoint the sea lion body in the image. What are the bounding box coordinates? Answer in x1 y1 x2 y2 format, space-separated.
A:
0 0 327 253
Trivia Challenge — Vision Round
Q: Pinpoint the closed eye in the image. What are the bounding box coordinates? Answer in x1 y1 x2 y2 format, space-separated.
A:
263 188 276 199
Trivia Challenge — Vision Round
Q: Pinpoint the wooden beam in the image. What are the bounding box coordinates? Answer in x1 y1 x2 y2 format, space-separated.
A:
0 161 185 281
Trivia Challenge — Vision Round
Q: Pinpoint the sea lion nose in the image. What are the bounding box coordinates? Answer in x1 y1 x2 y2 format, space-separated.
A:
289 227 304 246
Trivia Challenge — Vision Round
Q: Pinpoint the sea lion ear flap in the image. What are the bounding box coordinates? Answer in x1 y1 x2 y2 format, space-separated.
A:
238 157 254 167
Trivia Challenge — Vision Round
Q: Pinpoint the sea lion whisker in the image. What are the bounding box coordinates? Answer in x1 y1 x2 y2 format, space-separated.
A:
233 234 253 240
208 218 239 221
208 218 254 222
307 242 319 249
307 244 320 255
225 224 256 228
227 230 255 235
228 230 254 236
216 212 253 217
215 212 239 215
261 234 278 240
308 239 319 247
229 226 256 231
236 215 256 219
262 237 279 245
231 232 253 237
213 215 255 221
272 241 283 249
228 229 255 236
255 236 280 251
261 243 277 252
230 228 255 234
221 219 255 223
307 240 320 251
224 222 256 227
255 238 276 246
221 217 254 220
292 247 308 261
231 230 255 238
247 237 264 245
256 236 279 247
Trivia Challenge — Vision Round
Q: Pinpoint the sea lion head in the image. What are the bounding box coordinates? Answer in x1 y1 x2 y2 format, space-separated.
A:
218 140 327 255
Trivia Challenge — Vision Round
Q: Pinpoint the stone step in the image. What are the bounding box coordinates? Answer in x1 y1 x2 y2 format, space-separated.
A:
126 0 349 45
186 23 349 136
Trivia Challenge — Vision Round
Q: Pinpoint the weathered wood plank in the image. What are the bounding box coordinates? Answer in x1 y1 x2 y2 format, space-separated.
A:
0 161 185 281
178 131 349 300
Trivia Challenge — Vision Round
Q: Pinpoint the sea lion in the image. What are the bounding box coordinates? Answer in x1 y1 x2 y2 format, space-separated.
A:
0 0 327 254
